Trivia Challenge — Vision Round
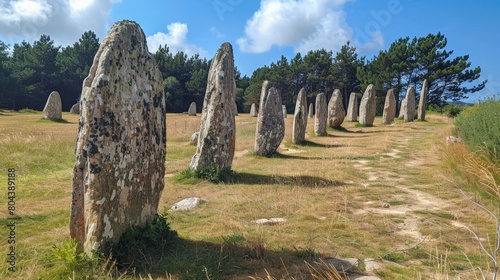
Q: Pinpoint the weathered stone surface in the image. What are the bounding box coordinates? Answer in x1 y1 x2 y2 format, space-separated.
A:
254 81 284 156
314 92 327 136
188 102 197 116
255 218 286 225
250 103 257 117
418 79 428 121
170 197 207 211
70 20 166 255
282 105 287 118
189 42 236 171
346 92 358 122
190 131 199 145
402 86 416 122
292 88 308 144
42 91 62 120
232 101 238 116
398 95 406 118
328 89 345 128
382 89 396 124
308 103 314 118
70 102 80 114
359 85 376 126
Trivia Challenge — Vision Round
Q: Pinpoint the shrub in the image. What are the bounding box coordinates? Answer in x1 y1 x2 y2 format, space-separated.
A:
195 164 238 183
455 95 500 162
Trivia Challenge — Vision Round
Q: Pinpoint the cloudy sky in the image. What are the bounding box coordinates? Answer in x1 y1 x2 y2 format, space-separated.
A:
1 0 498 101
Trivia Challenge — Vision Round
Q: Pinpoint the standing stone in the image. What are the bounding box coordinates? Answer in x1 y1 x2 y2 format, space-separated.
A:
42 91 62 120
189 42 236 171
70 102 80 114
70 20 166 255
282 105 287 118
314 93 327 136
398 96 406 119
250 103 258 117
190 132 199 145
346 92 358 122
232 101 238 116
328 89 345 128
308 103 314 118
382 89 396 124
254 81 284 156
359 84 376 126
402 86 416 122
418 79 428 121
292 88 308 144
188 102 197 116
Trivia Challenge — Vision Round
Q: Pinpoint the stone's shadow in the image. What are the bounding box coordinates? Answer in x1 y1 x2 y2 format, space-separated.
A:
235 172 345 188
292 140 348 148
115 236 334 279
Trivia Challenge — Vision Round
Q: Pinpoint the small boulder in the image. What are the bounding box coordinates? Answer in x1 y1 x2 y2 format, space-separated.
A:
190 131 199 145
188 102 197 116
170 197 207 211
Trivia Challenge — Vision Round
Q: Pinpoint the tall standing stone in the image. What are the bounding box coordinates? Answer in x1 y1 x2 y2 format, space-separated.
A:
292 88 308 144
398 96 406 118
250 103 257 117
282 105 287 118
308 103 314 118
359 84 376 126
346 92 358 122
70 102 80 114
255 81 284 156
418 79 428 121
189 42 236 171
314 93 327 136
42 91 62 120
232 101 238 116
402 86 416 122
188 102 197 116
70 21 166 255
328 89 345 128
382 89 396 124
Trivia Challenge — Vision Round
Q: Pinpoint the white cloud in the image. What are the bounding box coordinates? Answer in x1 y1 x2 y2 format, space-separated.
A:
0 0 120 46
147 22 207 57
237 0 383 54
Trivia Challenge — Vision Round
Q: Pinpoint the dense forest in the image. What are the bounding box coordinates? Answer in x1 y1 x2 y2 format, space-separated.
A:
0 31 486 113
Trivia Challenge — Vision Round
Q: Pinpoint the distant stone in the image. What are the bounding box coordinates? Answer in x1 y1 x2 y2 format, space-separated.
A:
346 92 358 122
70 20 166 255
324 258 359 273
446 135 462 144
255 218 286 225
382 89 396 124
398 95 406 119
308 103 314 118
250 103 258 117
282 105 287 118
70 102 80 114
188 102 197 116
190 131 199 145
232 101 238 116
314 93 327 136
418 79 428 121
402 86 416 122
254 81 284 156
292 88 308 144
170 197 207 211
328 89 345 128
359 85 376 126
42 91 62 120
189 42 236 171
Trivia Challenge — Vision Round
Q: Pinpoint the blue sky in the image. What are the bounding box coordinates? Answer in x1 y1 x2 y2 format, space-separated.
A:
1 0 499 102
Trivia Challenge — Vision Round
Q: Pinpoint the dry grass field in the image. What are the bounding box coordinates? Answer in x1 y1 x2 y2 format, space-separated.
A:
0 110 498 279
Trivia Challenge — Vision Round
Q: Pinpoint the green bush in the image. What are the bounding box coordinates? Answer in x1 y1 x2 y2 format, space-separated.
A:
195 165 238 183
455 95 500 162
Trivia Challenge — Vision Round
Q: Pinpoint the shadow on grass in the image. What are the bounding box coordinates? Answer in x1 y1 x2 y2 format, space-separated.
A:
112 235 331 280
235 172 345 187
291 140 349 148
37 118 72 124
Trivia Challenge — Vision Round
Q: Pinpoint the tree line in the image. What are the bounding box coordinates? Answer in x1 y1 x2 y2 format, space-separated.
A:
0 31 485 113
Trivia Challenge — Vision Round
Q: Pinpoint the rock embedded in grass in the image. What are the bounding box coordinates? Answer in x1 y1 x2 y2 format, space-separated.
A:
42 91 62 120
170 197 208 211
70 20 166 256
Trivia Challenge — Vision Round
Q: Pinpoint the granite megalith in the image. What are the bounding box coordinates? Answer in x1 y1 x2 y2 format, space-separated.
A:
189 42 236 171
418 79 428 121
282 105 287 118
254 81 285 156
188 102 197 116
292 88 308 144
308 103 314 118
382 89 396 124
359 85 376 126
328 89 345 128
70 20 166 255
70 102 80 114
346 92 358 122
314 92 327 136
402 86 416 122
250 103 257 117
42 91 62 120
